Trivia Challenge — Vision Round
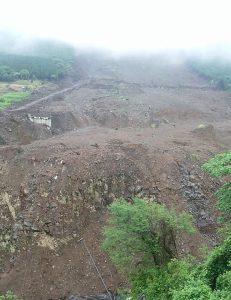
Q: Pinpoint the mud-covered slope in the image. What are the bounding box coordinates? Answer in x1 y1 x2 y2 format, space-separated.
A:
0 54 231 300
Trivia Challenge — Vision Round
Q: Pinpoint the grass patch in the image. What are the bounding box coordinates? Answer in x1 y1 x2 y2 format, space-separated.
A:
0 91 31 109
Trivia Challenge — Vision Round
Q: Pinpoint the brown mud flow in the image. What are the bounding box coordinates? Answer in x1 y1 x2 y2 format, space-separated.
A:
0 54 230 299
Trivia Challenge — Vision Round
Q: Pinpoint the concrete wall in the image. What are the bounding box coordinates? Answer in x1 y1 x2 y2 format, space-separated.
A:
28 114 51 128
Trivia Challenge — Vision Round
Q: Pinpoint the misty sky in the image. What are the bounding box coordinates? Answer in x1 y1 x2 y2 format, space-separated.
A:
1 0 231 53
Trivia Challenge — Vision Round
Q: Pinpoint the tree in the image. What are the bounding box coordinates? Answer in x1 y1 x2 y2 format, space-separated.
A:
0 65 15 81
102 198 194 273
131 259 194 300
205 236 231 290
0 48 73 81
202 151 231 224
102 199 231 299
19 69 30 80
172 279 212 300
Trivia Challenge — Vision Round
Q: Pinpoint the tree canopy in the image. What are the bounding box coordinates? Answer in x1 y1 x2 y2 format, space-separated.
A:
102 195 231 299
102 198 194 273
0 39 75 81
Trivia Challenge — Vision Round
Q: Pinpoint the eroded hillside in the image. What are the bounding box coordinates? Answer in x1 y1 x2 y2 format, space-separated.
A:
0 54 231 299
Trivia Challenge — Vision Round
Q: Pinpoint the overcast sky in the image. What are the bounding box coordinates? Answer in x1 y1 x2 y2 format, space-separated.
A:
1 0 231 53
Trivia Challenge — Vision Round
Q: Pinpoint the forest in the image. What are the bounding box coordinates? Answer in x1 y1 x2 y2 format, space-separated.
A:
189 59 231 91
0 39 75 81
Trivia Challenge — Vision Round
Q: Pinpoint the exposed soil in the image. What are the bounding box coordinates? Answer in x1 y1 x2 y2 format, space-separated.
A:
0 53 230 299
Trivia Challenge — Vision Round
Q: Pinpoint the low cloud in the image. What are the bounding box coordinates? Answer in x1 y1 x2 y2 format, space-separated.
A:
0 0 231 58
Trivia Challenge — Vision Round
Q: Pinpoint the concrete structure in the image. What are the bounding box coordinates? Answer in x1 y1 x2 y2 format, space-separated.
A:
28 114 51 128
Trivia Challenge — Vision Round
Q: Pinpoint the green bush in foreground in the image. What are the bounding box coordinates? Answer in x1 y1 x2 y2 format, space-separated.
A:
202 151 231 224
205 236 231 290
130 249 231 300
131 259 195 299
102 198 194 273
128 234 231 300
102 197 231 299
172 279 213 300
0 291 21 300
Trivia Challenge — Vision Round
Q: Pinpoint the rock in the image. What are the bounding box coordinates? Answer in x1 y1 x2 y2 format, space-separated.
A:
91 143 99 148
135 185 143 193
192 124 216 140
23 220 32 228
0 135 6 145
14 223 23 231
23 220 39 232
179 165 214 230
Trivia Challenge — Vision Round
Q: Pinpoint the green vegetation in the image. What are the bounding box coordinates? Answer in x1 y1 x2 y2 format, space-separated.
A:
202 151 231 224
103 194 231 299
189 60 231 91
102 198 195 298
0 91 31 109
0 37 75 108
205 236 231 290
128 238 231 300
0 291 22 300
0 39 75 81
0 53 72 81
102 198 194 273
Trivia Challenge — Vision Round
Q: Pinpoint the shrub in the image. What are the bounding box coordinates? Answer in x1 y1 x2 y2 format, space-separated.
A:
205 236 231 290
202 151 231 224
131 259 194 300
172 279 212 300
0 291 22 300
102 198 194 273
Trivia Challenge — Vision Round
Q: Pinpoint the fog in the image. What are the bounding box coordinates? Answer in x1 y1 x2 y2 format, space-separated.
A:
1 0 231 56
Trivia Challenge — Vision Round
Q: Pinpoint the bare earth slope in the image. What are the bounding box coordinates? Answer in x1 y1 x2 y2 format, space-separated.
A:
0 54 231 299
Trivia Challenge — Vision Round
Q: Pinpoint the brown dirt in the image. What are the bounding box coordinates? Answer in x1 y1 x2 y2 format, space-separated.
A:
0 54 230 299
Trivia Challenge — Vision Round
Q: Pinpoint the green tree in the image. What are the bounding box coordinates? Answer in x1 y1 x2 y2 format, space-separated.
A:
171 263 231 300
102 198 194 273
19 69 30 80
205 236 231 290
172 279 212 300
102 199 231 299
0 65 15 81
213 270 231 299
0 48 73 81
131 259 194 300
202 151 231 224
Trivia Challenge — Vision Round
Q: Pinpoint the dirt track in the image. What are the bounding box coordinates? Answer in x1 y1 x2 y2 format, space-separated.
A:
6 80 90 112
0 54 231 299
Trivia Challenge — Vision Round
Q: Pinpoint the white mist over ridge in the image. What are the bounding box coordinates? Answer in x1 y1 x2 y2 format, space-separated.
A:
1 0 231 57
